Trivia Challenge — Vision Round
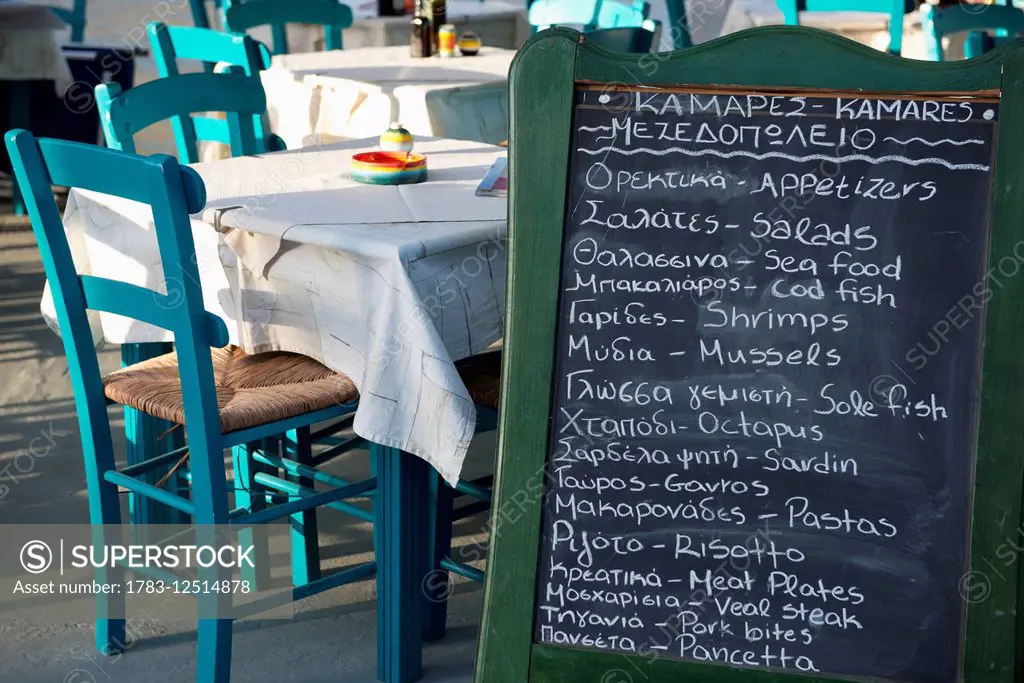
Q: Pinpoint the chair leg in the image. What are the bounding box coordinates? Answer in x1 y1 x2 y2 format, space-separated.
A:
189 431 233 683
284 427 320 586
422 469 453 642
373 444 425 683
196 536 232 683
83 441 126 656
122 342 189 535
232 441 270 590
93 516 126 656
196 619 232 683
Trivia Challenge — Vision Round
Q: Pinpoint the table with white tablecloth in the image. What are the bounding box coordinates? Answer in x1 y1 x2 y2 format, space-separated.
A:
215 0 530 54
44 137 506 485
0 3 73 93
260 46 515 152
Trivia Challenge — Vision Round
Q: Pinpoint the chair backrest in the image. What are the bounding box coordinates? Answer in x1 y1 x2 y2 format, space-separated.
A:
149 22 271 76
48 0 87 42
3 130 229 520
920 3 1024 61
147 22 283 160
223 0 354 54
528 0 651 32
95 71 272 164
585 22 660 53
776 0 907 55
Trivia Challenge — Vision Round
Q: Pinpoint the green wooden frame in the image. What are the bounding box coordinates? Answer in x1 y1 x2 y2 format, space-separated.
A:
476 25 1024 683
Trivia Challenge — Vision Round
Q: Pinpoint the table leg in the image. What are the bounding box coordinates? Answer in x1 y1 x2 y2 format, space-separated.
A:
122 343 189 530
373 444 426 683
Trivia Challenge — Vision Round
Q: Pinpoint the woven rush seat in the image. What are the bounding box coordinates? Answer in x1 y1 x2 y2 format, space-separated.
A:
104 346 359 433
456 351 502 410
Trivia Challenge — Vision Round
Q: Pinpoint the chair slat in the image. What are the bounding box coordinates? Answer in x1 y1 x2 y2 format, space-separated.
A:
25 137 175 208
223 0 353 54
142 22 281 163
79 276 180 332
192 116 234 146
97 73 266 141
150 22 262 74
529 0 650 32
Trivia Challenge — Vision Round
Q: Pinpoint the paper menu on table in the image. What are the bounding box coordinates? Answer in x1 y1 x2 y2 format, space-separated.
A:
475 156 507 197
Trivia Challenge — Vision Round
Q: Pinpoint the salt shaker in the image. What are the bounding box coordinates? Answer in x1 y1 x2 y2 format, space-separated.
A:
380 123 414 153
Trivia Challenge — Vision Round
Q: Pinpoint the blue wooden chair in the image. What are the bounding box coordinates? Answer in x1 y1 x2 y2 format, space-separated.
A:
48 0 88 42
106 23 288 541
528 0 651 32
586 23 662 52
146 22 283 160
5 128 377 683
149 22 271 76
776 0 908 55
920 3 1024 61
94 71 283 164
223 0 354 55
421 351 501 642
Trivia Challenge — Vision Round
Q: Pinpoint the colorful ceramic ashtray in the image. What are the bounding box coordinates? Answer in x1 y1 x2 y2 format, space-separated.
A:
458 32 481 56
351 151 427 185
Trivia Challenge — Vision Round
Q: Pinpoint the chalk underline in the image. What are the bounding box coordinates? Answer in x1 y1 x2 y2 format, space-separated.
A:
575 146 990 172
883 136 984 146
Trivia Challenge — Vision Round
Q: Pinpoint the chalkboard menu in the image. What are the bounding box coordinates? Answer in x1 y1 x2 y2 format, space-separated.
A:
532 87 997 683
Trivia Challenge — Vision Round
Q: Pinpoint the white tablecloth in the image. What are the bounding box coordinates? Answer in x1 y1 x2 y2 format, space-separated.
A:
0 3 73 94
262 46 515 151
43 137 508 484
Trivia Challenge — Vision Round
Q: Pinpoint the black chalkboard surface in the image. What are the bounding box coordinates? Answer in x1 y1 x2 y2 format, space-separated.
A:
532 87 997 683
476 27 1024 683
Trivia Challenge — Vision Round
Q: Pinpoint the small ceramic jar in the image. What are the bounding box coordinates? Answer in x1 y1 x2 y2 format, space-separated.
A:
379 122 414 153
458 32 481 56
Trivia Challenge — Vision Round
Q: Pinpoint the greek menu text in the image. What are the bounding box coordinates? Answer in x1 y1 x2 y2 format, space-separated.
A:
535 88 996 683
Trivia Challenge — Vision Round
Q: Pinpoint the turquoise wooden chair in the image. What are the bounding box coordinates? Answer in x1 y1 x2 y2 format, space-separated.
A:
920 3 1024 61
146 23 283 161
776 0 908 55
94 71 283 164
49 0 88 42
5 128 378 683
528 0 651 32
586 23 662 52
108 23 287 538
223 0 354 55
422 351 501 642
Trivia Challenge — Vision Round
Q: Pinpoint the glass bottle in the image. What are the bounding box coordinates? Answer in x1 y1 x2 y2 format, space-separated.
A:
428 0 446 51
410 1 432 58
378 0 404 17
